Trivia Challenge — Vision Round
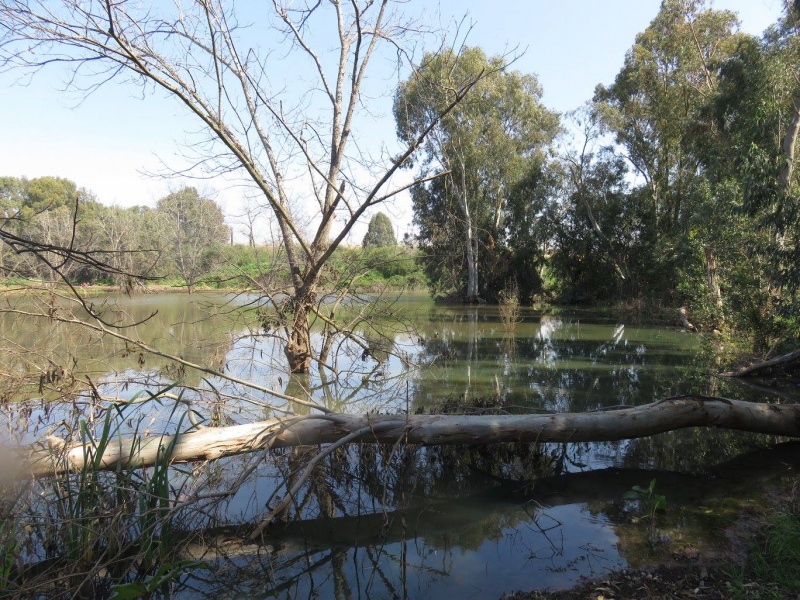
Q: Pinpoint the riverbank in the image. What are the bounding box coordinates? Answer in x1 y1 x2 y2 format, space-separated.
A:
0 278 427 296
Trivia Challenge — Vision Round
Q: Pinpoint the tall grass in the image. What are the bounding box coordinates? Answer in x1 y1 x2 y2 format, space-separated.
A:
0 394 192 599
726 482 800 599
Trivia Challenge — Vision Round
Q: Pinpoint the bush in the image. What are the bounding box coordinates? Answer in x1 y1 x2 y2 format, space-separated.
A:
327 245 425 289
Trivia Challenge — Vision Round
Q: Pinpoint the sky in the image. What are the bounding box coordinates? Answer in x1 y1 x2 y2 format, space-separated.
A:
0 0 786 243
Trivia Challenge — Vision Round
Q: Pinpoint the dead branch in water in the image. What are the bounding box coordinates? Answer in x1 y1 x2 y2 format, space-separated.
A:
720 348 800 378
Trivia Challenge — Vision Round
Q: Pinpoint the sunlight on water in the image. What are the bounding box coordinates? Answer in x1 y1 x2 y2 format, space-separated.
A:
2 293 796 597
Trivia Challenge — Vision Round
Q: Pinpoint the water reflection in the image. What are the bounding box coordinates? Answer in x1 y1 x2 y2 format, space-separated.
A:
164 441 800 599
3 293 764 429
410 306 732 418
2 293 798 597
181 502 623 598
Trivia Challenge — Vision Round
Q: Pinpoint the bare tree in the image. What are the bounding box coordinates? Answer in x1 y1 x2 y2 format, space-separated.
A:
0 0 482 372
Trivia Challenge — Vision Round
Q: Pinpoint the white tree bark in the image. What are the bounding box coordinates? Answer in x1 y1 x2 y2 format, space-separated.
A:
705 246 723 312
779 92 800 194
457 158 480 301
7 396 800 480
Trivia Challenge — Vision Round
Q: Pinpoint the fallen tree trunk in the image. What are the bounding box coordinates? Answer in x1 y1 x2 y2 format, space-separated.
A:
6 395 800 480
14 441 800 584
720 348 800 378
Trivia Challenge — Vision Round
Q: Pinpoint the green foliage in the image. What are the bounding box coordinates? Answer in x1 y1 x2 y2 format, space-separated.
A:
551 151 647 303
540 0 800 352
697 8 800 346
110 562 194 600
622 479 667 546
201 244 291 289
395 46 560 301
590 0 744 305
0 520 17 593
156 187 230 292
498 283 521 335
22 176 78 215
0 176 166 285
328 245 425 290
0 391 201 597
728 512 800 599
624 478 668 522
362 212 396 248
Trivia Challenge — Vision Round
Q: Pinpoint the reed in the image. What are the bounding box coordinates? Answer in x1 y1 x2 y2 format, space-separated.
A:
0 392 190 598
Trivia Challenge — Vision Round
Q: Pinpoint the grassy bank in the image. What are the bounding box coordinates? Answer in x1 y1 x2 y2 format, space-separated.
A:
0 244 428 295
154 244 427 293
726 500 800 599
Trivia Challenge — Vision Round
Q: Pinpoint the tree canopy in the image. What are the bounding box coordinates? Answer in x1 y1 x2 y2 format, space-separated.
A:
157 187 229 293
395 46 559 302
362 213 397 248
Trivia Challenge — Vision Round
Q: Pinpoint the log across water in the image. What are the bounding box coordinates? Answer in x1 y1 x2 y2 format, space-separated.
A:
6 395 800 479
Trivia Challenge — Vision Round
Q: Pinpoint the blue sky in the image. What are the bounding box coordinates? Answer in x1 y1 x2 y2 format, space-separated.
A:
0 0 785 241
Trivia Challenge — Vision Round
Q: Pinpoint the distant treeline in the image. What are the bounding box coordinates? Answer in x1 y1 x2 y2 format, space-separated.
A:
0 176 424 293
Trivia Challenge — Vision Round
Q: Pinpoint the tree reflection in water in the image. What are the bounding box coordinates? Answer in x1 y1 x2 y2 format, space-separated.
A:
2 296 798 598
163 439 800 599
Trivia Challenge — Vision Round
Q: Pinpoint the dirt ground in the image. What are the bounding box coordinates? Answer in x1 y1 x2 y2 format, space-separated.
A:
505 564 733 599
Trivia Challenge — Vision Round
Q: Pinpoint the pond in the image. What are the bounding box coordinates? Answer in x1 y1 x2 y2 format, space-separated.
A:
2 292 797 598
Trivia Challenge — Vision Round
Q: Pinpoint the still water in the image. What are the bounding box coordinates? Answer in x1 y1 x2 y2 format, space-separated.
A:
3 292 797 597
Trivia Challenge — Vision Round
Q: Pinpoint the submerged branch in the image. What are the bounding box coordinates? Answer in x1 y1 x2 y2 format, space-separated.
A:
5 395 800 480
720 348 800 378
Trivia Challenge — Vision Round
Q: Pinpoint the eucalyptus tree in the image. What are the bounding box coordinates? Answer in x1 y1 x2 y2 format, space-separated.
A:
554 106 636 301
395 47 559 302
594 0 745 305
739 3 800 290
0 175 106 281
699 1 800 346
156 187 229 293
553 144 638 300
0 0 483 373
776 1 800 199
94 204 162 287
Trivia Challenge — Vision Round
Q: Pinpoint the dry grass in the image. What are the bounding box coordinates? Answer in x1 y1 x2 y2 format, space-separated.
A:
498 283 521 335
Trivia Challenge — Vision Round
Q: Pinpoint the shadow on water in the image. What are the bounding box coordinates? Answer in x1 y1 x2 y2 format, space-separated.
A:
169 441 800 599
3 294 799 598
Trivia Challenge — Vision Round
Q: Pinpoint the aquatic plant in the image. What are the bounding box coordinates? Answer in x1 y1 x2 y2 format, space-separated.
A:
624 478 667 522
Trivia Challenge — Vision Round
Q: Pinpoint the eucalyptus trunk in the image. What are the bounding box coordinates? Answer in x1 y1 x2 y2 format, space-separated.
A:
705 246 723 313
457 160 479 302
779 92 800 194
